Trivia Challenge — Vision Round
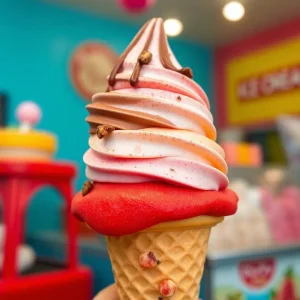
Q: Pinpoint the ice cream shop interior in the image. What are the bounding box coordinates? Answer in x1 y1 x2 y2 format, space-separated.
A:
0 0 300 299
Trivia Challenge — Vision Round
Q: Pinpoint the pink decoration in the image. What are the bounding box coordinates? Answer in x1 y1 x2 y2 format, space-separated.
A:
260 187 300 244
159 279 176 297
139 251 160 268
117 0 156 13
16 101 42 126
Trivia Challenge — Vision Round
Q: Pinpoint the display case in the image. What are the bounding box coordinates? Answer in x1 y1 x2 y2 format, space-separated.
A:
203 244 300 300
203 166 300 300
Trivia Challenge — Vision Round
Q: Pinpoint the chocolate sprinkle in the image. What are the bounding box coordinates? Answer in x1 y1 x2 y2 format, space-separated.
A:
147 251 161 266
82 181 94 196
138 50 152 65
96 124 115 139
179 67 193 78
147 251 156 262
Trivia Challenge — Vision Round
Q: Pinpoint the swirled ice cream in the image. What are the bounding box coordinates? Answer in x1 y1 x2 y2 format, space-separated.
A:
73 18 237 236
72 18 238 300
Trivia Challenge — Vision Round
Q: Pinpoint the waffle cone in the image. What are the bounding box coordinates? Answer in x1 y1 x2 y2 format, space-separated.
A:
107 216 222 300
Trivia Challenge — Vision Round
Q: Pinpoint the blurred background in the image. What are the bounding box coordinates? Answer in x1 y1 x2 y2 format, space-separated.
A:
0 0 300 300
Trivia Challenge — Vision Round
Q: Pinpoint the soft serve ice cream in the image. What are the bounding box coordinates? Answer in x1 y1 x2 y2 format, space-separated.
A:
73 18 237 300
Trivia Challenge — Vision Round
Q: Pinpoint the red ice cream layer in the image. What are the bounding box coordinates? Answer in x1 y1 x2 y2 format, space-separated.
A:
72 182 238 236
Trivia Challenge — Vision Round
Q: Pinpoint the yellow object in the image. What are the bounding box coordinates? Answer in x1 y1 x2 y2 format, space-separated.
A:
226 36 300 126
107 216 222 300
0 128 56 153
237 143 251 165
0 128 56 161
221 142 262 166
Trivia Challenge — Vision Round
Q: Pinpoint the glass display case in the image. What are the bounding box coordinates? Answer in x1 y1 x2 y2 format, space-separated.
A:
203 166 300 300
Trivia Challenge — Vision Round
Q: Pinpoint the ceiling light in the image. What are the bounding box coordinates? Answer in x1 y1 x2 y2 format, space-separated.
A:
164 19 183 37
223 1 245 22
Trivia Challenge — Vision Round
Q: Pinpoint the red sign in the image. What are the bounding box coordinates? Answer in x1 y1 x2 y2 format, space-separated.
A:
239 258 276 289
69 42 118 101
237 65 300 101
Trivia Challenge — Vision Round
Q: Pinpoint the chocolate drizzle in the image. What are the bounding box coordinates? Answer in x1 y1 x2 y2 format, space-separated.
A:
107 18 193 88
130 50 153 86
108 19 152 87
130 24 155 86
86 93 175 133
159 21 193 78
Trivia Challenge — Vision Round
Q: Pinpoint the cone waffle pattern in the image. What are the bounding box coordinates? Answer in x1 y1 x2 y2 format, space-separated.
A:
107 227 211 300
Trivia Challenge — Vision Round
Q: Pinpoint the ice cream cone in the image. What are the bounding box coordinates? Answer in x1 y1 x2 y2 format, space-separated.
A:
107 216 222 300
72 16 238 300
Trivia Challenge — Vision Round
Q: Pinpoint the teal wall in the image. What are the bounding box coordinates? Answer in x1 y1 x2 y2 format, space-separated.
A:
0 0 213 232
